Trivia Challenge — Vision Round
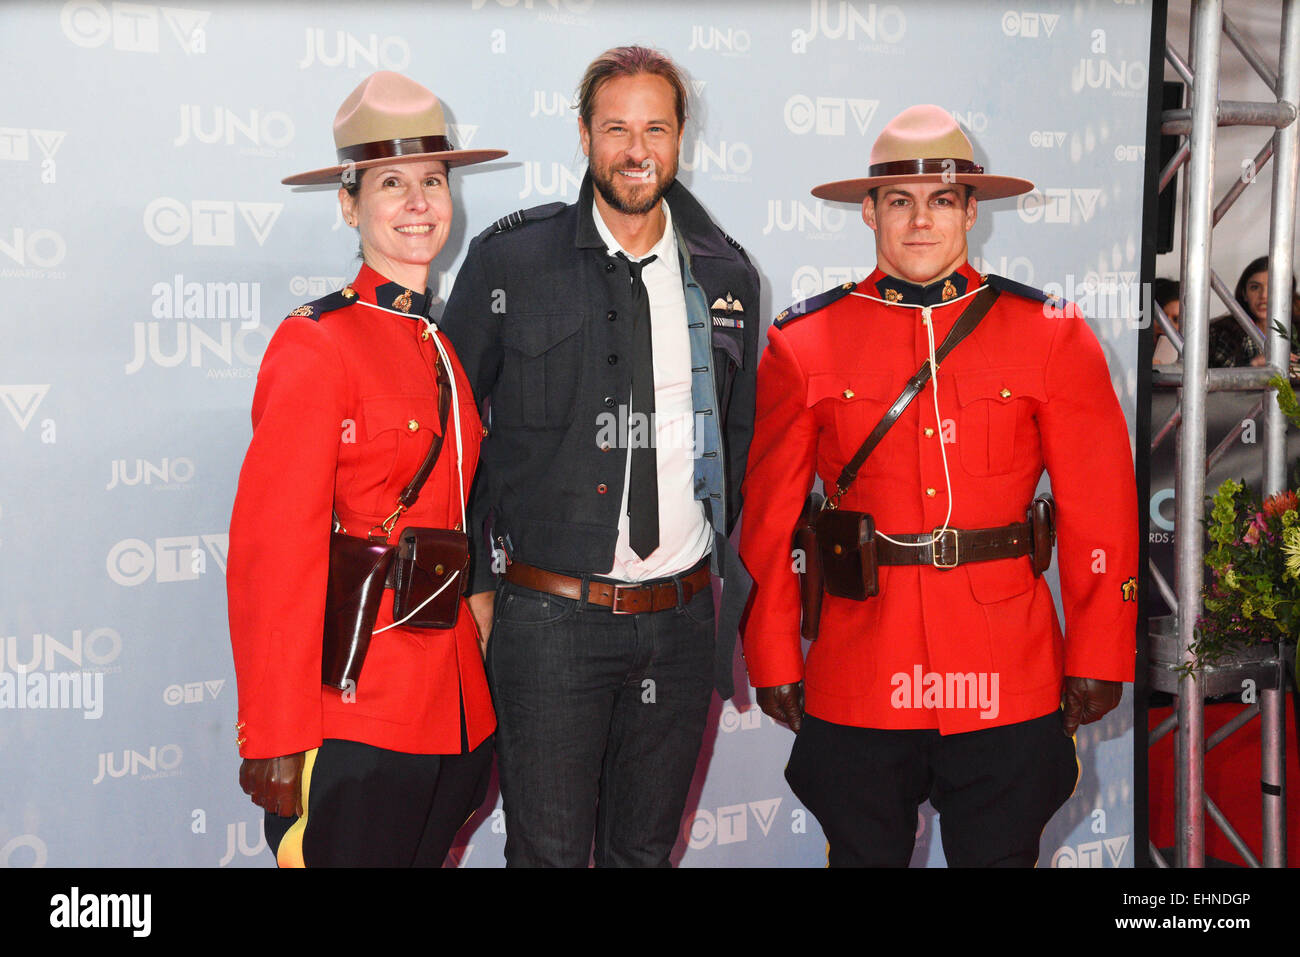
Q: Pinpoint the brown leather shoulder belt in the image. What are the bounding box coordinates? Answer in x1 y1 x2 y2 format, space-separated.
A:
874 520 1033 568
505 557 711 614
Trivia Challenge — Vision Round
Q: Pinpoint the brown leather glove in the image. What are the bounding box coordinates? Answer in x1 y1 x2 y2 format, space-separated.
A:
1061 676 1122 736
756 682 805 733
239 752 306 818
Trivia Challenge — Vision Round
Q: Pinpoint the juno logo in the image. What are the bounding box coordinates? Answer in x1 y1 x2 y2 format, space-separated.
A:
296 28 410 70
0 228 66 268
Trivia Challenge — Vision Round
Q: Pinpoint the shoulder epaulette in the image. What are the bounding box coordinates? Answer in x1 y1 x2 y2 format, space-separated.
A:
773 281 857 328
984 273 1065 309
477 202 567 240
283 285 357 321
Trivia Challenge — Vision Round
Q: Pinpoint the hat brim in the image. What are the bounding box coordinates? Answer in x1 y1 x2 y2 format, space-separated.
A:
811 173 1035 204
282 148 509 186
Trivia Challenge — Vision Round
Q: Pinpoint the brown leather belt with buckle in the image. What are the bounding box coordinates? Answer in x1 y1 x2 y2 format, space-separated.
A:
505 557 711 614
874 520 1034 568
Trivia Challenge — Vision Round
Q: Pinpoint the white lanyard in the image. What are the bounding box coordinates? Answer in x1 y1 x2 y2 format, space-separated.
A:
844 284 989 547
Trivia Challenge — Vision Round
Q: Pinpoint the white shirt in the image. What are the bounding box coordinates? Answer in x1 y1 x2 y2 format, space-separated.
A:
592 200 712 582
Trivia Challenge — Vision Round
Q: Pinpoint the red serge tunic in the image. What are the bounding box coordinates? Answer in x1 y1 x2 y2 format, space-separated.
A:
227 264 494 759
739 264 1138 734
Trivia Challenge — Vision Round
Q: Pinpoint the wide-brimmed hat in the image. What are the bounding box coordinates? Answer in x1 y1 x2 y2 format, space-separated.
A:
282 71 506 186
811 104 1033 204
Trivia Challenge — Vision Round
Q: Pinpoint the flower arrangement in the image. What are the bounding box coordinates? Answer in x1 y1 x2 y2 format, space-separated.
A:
1195 375 1300 673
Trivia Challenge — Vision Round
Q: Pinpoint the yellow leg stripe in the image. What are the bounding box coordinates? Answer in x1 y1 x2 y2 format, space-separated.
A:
275 748 318 870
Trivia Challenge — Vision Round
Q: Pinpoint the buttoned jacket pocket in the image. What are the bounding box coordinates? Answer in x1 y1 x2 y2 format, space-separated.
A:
345 394 443 517
500 311 586 428
807 372 898 477
952 367 1046 477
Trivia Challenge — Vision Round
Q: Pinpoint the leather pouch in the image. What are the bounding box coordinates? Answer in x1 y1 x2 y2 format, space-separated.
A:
322 532 396 690
391 527 470 628
1029 494 1056 577
792 492 826 641
816 509 879 600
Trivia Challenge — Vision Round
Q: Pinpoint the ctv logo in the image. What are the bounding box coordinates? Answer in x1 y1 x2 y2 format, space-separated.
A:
142 198 281 247
163 679 224 705
1029 130 1067 148
790 265 871 301
1000 10 1061 37
296 28 410 70
0 385 51 431
684 799 783 849
60 2 209 53
1016 188 1101 224
0 128 66 183
289 275 347 297
105 534 228 586
1050 834 1131 867
783 95 878 136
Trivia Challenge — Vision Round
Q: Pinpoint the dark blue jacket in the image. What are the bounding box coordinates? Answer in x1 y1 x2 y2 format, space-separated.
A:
441 174 760 696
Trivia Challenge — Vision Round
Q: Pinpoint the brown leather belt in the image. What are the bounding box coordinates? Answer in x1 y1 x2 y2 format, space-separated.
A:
505 557 711 614
874 520 1034 568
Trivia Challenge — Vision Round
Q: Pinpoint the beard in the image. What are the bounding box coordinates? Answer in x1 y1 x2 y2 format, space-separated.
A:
589 156 677 216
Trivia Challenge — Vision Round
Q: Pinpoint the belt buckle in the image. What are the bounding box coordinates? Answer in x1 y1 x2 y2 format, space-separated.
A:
932 528 959 569
610 585 641 615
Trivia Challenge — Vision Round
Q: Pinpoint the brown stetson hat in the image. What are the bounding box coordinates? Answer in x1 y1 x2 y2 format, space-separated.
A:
811 104 1033 204
282 71 506 186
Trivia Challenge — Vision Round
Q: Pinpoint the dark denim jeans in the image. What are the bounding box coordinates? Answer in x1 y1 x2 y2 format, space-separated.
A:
486 576 715 867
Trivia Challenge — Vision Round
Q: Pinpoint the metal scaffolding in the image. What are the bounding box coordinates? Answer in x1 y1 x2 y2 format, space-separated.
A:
1148 0 1298 868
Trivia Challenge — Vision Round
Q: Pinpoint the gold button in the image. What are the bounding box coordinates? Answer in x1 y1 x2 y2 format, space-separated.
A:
434 564 445 575
482 426 490 437
833 544 843 555
342 286 356 299
999 388 1012 399
407 419 419 432
842 389 855 399
926 487 937 497
236 737 246 747
421 328 432 341
923 427 935 437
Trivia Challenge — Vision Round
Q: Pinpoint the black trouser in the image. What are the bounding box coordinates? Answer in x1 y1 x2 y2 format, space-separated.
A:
785 710 1078 867
264 735 493 868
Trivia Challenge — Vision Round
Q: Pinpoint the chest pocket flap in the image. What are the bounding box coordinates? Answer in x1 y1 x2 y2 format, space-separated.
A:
502 311 585 357
952 367 1047 476
361 394 443 441
953 367 1047 407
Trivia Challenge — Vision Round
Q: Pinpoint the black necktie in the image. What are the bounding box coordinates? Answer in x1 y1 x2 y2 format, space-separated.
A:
619 252 659 559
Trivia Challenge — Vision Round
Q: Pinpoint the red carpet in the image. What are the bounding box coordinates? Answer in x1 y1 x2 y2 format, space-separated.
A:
1148 696 1299 866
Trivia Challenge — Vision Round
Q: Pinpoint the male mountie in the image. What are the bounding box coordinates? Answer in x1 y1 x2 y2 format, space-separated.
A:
441 46 759 867
740 104 1137 867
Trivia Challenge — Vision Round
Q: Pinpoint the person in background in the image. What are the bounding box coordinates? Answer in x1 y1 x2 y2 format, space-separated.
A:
1208 255 1297 368
1152 277 1180 366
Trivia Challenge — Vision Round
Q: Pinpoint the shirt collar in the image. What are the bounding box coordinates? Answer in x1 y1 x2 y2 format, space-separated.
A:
591 193 679 272
868 262 985 307
345 263 433 317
